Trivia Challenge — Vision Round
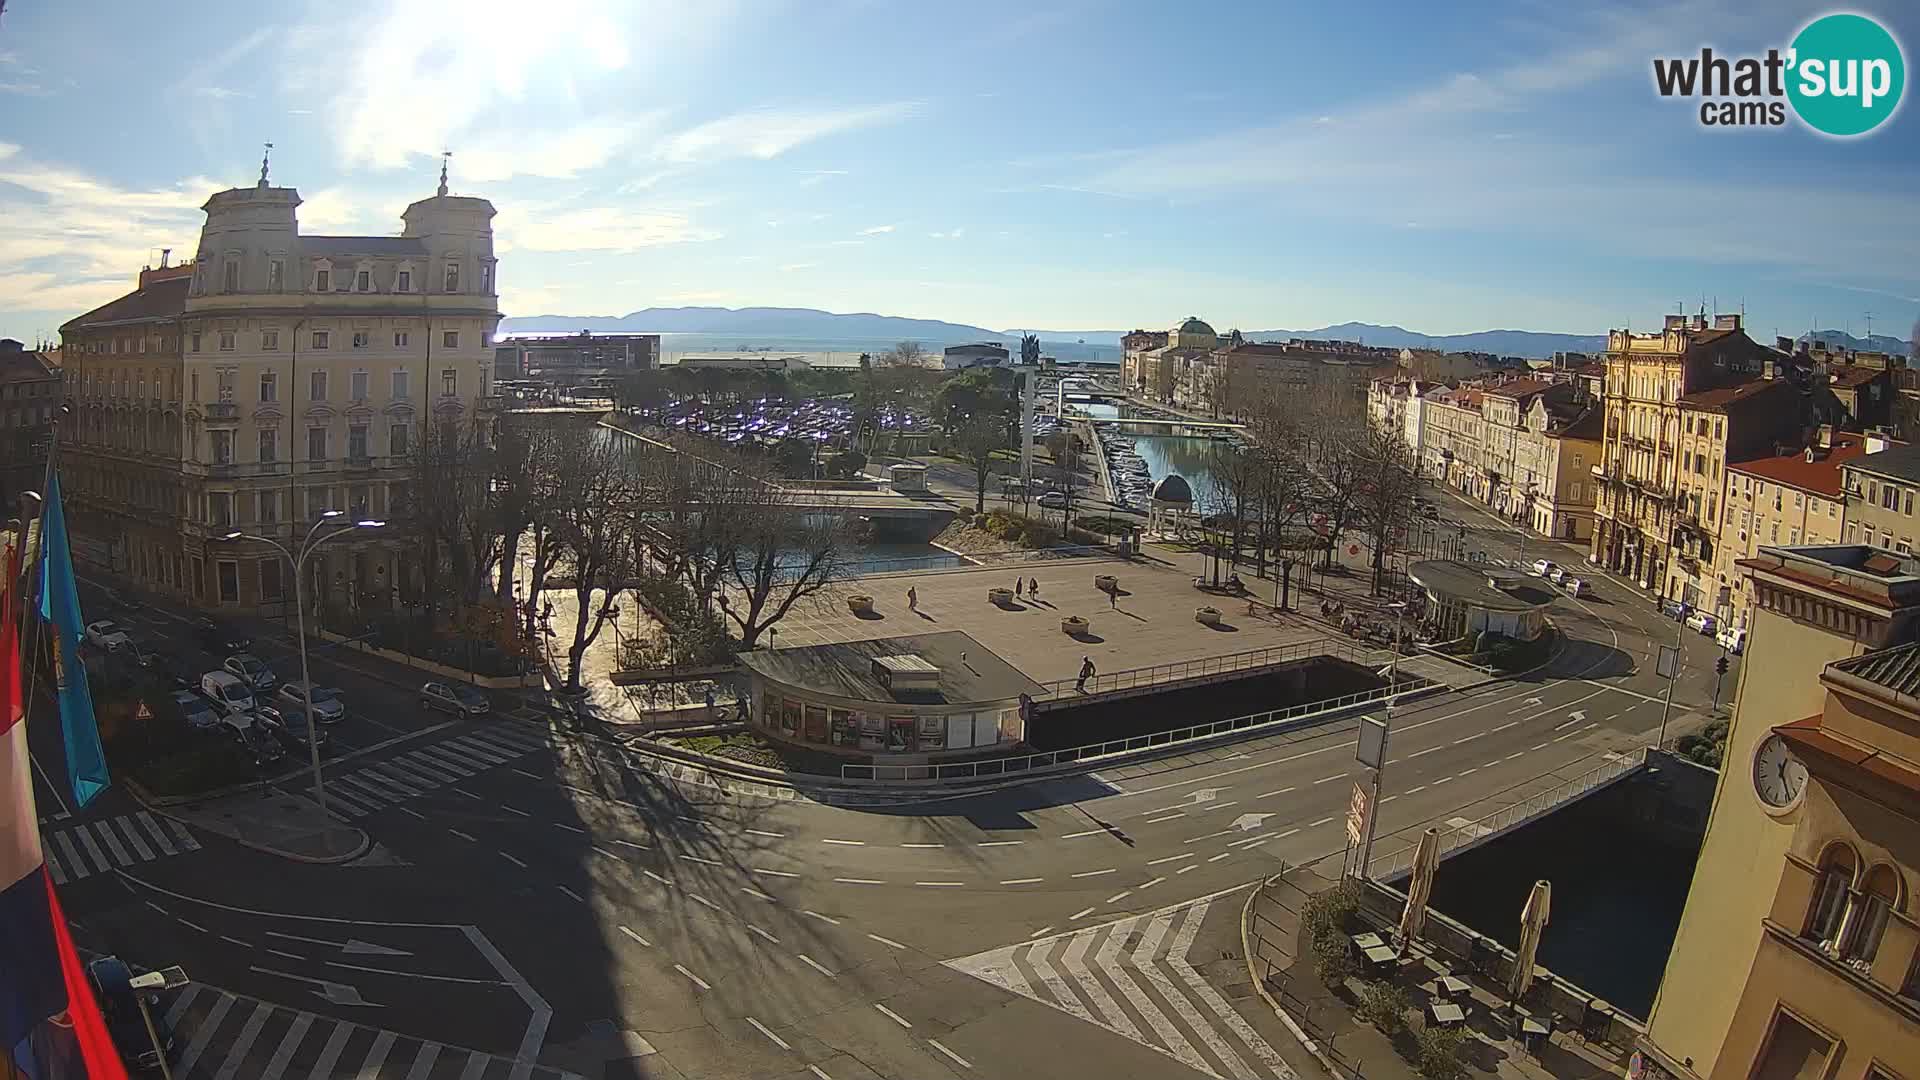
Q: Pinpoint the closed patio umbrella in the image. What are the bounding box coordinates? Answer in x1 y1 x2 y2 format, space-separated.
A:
1396 827 1441 955
1509 879 1552 1002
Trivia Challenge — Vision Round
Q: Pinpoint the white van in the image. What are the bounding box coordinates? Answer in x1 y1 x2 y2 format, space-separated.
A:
199 670 256 723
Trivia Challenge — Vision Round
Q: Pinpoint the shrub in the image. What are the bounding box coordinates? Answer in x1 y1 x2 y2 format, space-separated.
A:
1355 980 1410 1036
825 449 868 479
1300 879 1362 940
1310 926 1358 986
1414 1024 1469 1080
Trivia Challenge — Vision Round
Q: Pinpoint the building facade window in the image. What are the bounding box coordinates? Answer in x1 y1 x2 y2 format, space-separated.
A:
217 560 240 604
1841 864 1903 967
348 425 369 461
267 259 283 292
444 263 459 292
307 427 327 461
311 330 330 350
223 261 238 292
389 423 409 456
260 557 283 600
258 428 277 463
356 270 371 292
392 370 410 399
1805 843 1856 948
441 368 457 396
480 262 493 294
442 330 459 350
262 329 279 351
259 372 276 402
397 270 411 293
260 491 279 524
315 268 330 292
352 331 369 349
394 331 409 348
210 430 233 465
190 331 202 353
310 370 327 401
350 370 368 401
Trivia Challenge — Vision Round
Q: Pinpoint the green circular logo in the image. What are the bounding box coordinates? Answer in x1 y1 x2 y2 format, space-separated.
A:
1787 13 1906 137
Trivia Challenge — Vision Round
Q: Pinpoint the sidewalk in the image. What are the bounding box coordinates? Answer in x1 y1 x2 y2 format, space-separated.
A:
140 784 369 863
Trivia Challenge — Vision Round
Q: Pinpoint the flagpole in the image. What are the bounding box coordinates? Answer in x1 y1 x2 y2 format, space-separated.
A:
18 403 65 719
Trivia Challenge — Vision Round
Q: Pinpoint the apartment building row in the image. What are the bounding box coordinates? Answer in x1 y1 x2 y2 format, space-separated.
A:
1123 317 1400 415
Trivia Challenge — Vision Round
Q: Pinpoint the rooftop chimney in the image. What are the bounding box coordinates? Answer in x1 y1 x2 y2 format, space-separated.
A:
160 248 170 268
1819 424 1834 449
1868 434 1889 455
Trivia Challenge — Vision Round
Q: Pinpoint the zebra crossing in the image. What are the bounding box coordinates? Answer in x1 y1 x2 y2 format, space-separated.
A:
323 723 550 819
42 811 201 884
161 983 583 1079
946 898 1294 1080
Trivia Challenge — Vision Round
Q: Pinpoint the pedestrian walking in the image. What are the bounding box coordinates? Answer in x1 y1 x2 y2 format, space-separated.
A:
1029 576 1040 599
1108 589 1117 610
1015 577 1024 599
1075 655 1095 692
907 585 918 611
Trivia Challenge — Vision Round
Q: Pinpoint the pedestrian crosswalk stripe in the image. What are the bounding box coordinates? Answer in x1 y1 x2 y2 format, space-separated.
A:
413 745 482 775
72 821 109 871
321 723 546 819
149 982 587 1078
405 748 473 778
138 810 179 856
445 738 514 765
947 899 1294 1080
116 817 156 861
395 752 464 784
92 820 132 865
322 783 384 815
363 762 430 796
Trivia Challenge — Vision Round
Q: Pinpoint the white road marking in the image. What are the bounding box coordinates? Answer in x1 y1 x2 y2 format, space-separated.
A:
613 838 649 851
1408 747 1441 758
752 867 799 878
644 870 672 887
1258 787 1296 798
901 843 945 849
1453 733 1483 744
821 838 865 846
1555 730 1581 742
742 887 776 902
804 910 841 925
834 877 884 885
916 881 964 887
1506 751 1526 760
747 1017 791 1050
179 919 208 933
511 768 541 780
748 925 780 944
874 1003 913 1029
1406 785 1427 795
798 953 836 977
1147 852 1195 865
1228 836 1270 850
1146 813 1184 823
448 829 477 843
1207 852 1234 862
1029 926 1055 938
810 1067 834 1080
678 854 721 866
1491 722 1520 733
1309 816 1335 827
499 851 528 869
1000 877 1044 885
690 894 723 912
1071 868 1116 878
553 823 586 834
1531 742 1550 751
928 1038 973 1069
1106 890 1133 903
1380 795 1399 804
674 964 711 991
1461 766 1479 775
1070 906 1097 919
976 840 1024 847
266 948 303 962
743 828 785 839
619 925 651 947
219 935 250 949
1176 865 1200 874
1433 776 1454 785
397 807 427 821
1139 876 1167 889
1060 829 1103 839
1314 773 1345 784
868 933 908 950
558 885 585 903
501 805 531 817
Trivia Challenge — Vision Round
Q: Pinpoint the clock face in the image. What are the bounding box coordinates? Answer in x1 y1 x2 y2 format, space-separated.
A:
1752 734 1808 810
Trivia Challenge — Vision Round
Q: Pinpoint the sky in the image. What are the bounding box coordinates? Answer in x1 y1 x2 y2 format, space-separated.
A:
1 0 1916 346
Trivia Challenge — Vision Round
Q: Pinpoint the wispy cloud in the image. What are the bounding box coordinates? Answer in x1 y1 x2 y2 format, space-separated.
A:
858 224 896 235
928 228 965 239
780 262 816 272
798 169 849 187
494 204 719 253
192 87 249 100
660 102 917 164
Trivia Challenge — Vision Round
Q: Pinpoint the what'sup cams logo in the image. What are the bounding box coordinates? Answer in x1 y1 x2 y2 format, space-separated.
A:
1653 12 1905 136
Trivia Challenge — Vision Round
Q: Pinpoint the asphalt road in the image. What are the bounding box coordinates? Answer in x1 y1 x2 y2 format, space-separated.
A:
33 480 1736 1079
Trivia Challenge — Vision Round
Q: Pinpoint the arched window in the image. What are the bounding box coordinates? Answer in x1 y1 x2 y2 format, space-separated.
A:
1842 864 1904 968
1806 841 1857 947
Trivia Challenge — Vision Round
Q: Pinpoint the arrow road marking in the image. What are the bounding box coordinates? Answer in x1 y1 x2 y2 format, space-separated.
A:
249 966 381 1007
263 931 412 957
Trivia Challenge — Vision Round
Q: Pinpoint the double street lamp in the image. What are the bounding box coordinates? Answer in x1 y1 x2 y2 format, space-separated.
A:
219 511 384 819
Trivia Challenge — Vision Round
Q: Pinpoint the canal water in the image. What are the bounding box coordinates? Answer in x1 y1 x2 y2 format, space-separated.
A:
1075 403 1227 509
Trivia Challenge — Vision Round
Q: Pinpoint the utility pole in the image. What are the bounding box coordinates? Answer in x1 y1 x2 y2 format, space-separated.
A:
1655 612 1685 748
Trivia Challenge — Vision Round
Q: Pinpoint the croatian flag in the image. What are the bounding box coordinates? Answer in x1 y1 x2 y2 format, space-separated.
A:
36 473 109 810
1 533 127 1078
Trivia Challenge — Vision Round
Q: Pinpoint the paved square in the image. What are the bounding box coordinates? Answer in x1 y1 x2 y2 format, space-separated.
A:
762 556 1326 685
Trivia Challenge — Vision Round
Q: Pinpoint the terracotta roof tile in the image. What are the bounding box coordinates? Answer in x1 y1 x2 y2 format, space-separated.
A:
60 276 190 331
1729 433 1878 497
1677 377 1791 411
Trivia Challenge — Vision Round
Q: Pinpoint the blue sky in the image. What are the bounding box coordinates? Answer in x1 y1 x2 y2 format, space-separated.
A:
1 0 1916 346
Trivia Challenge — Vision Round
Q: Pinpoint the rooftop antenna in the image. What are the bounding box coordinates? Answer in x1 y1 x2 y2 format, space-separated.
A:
437 150 451 196
1865 311 1874 341
258 141 273 188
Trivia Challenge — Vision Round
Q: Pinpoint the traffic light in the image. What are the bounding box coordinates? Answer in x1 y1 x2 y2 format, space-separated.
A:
1715 655 1729 676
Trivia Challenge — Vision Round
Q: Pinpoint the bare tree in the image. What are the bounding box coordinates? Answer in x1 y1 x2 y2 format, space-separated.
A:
949 410 1012 515
548 435 640 692
884 340 928 368
717 485 845 649
401 420 497 618
1349 427 1421 595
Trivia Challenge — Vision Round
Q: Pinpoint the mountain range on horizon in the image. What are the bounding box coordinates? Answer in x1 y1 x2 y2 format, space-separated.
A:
498 306 1914 361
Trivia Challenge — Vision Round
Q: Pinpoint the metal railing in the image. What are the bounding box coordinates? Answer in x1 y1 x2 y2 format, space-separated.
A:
840 671 1430 783
1368 745 1648 878
1033 636 1381 699
837 543 1120 580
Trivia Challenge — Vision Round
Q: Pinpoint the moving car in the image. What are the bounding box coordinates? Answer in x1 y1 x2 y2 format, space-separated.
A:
419 680 490 718
258 704 330 751
1531 559 1558 578
194 615 252 653
1420 505 1440 520
1659 598 1688 621
86 955 176 1072
84 619 133 650
1038 490 1068 509
1685 610 1718 635
222 653 278 692
198 671 256 723
1716 626 1747 655
1547 566 1570 584
278 681 345 723
1562 577 1592 598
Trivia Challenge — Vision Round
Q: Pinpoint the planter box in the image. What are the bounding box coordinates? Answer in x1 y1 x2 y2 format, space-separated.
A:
847 595 875 615
1062 616 1090 635
988 587 1016 604
1195 607 1222 626
1094 574 1119 592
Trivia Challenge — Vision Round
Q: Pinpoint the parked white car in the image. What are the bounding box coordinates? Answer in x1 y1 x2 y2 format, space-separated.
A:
1547 566 1570 584
1562 577 1592 598
198 671 257 732
84 619 132 650
1716 626 1747 655
1531 559 1559 578
1685 610 1718 635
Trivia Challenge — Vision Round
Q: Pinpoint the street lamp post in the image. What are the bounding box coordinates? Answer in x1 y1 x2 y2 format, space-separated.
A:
220 512 384 819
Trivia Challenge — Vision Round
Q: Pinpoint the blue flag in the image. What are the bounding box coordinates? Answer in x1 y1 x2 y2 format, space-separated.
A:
35 473 109 809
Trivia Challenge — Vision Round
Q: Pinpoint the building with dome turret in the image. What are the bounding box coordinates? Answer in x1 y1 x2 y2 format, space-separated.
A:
1123 317 1219 404
57 159 502 613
